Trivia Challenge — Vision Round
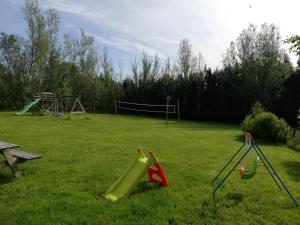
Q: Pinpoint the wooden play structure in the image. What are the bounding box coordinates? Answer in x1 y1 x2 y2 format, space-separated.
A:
16 92 65 116
33 92 59 115
16 93 89 118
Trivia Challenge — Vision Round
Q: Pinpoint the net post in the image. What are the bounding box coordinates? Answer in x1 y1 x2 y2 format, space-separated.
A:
166 96 170 124
177 98 180 122
114 100 117 114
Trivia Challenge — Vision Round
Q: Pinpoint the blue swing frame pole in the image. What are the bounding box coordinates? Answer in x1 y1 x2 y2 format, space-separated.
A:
211 142 245 186
254 142 299 208
252 145 282 191
212 145 253 194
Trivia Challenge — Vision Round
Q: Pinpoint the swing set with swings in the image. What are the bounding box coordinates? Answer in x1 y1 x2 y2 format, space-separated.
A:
212 132 299 207
66 97 88 119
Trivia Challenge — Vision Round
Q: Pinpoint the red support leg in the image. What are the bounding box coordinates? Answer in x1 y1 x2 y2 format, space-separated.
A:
148 163 169 187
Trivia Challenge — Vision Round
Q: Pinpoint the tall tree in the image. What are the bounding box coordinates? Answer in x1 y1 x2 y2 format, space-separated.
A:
286 34 300 67
23 0 49 92
100 47 113 80
222 23 293 110
151 54 160 81
43 7 61 93
63 33 77 64
141 52 152 83
178 39 192 78
191 52 205 75
0 33 27 108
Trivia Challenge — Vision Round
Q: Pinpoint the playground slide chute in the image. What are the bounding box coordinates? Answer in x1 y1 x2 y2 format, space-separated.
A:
15 98 40 116
105 149 149 201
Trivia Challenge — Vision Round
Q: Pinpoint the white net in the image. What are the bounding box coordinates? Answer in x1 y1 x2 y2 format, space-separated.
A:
116 101 176 114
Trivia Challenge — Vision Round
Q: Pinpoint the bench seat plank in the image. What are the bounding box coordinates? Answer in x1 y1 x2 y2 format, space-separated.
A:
0 141 19 151
10 149 41 160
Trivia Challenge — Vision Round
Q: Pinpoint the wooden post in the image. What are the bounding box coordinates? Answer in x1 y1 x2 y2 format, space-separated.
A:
177 98 180 122
115 100 117 114
93 101 96 113
166 96 171 124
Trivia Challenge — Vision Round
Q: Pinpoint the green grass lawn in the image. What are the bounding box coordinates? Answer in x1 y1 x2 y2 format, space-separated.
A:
0 112 300 225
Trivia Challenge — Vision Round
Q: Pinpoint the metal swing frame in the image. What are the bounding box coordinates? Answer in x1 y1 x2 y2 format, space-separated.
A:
211 132 299 207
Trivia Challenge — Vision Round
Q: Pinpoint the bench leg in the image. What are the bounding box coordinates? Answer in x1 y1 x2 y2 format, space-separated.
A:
2 149 21 177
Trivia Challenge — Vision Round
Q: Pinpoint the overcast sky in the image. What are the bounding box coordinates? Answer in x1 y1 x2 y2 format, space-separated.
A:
1 0 300 73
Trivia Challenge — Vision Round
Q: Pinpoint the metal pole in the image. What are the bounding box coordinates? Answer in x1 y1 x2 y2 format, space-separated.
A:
166 97 169 124
211 142 246 185
213 145 254 194
254 143 299 207
252 145 282 191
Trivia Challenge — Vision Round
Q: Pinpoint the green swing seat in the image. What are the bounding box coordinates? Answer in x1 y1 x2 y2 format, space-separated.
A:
240 156 259 180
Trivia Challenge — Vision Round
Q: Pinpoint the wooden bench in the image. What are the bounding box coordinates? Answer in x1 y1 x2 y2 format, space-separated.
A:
10 149 41 161
0 141 41 177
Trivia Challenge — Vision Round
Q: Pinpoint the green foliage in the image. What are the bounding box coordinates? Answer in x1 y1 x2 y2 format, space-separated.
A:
250 101 265 116
178 39 192 78
223 23 293 110
276 70 300 126
287 131 300 152
241 103 289 143
286 35 300 57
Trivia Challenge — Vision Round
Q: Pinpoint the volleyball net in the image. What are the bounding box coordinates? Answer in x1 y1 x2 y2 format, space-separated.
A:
115 99 180 122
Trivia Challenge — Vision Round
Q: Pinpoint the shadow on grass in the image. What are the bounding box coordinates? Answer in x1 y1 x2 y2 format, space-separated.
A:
198 192 244 221
199 198 218 220
224 192 244 203
282 161 300 182
210 192 244 210
0 173 15 184
129 181 164 197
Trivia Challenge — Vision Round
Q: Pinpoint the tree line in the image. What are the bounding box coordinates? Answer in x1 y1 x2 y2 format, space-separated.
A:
1 0 300 125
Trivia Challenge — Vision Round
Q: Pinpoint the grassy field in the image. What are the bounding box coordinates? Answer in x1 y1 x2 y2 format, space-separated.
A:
0 112 300 225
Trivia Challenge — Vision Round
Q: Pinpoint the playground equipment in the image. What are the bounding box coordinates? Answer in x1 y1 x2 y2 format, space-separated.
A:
15 98 40 116
66 97 88 119
212 132 299 207
105 148 168 201
33 92 59 115
239 156 259 180
115 97 180 124
16 92 64 116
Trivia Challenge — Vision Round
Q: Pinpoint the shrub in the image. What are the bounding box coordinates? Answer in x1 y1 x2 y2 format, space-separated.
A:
287 130 300 152
241 104 290 143
250 101 265 116
287 137 300 151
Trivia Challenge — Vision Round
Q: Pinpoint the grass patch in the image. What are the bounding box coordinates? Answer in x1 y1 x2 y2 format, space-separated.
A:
0 112 300 225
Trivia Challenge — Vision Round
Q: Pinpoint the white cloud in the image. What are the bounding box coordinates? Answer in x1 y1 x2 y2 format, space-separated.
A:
91 33 167 59
42 0 107 21
13 0 300 68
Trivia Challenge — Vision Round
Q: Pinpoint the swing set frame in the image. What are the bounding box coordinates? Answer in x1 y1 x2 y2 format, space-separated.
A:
212 132 299 207
66 97 88 119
